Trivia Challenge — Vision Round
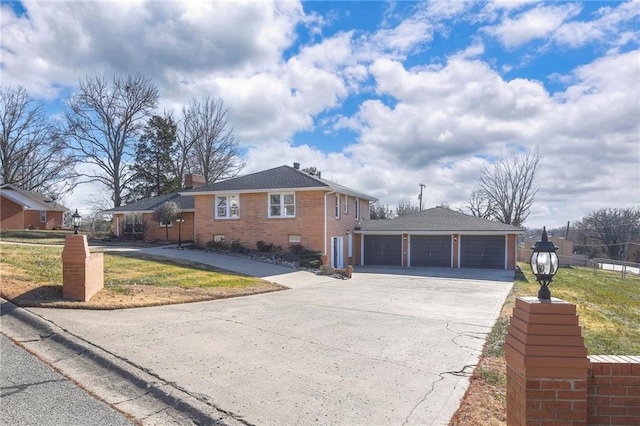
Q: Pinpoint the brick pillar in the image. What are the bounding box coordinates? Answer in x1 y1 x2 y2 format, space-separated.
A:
504 296 590 425
62 234 104 302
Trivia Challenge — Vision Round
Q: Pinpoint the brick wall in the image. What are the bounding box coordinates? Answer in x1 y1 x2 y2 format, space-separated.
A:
140 212 194 242
588 355 640 425
1 196 24 229
194 190 368 266
505 297 640 426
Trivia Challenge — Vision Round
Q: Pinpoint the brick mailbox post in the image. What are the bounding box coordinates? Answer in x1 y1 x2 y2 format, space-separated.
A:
61 234 104 301
504 296 590 425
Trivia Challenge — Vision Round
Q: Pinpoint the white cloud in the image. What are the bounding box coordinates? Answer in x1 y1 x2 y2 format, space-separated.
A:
484 3 582 48
2 1 638 230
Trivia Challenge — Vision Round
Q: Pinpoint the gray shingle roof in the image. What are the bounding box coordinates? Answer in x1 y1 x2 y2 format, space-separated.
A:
181 165 377 201
104 193 194 214
0 184 68 211
358 207 526 233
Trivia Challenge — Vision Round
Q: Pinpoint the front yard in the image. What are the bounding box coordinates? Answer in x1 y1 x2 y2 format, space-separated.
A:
0 243 284 309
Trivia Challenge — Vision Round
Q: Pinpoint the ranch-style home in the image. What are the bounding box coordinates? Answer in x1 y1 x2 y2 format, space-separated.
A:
0 183 68 230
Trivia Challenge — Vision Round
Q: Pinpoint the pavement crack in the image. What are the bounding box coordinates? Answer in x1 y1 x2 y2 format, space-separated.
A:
402 363 475 425
402 375 446 426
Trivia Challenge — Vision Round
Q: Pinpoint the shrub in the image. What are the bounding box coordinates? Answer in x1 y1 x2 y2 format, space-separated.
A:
256 240 275 252
207 239 228 250
298 249 322 268
230 240 246 253
289 244 305 254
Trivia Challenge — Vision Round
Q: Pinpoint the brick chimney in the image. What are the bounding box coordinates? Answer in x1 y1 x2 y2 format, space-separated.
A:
184 174 206 189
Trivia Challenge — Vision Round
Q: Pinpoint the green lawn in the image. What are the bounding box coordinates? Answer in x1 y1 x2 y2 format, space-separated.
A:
0 229 74 244
0 243 265 292
494 263 640 356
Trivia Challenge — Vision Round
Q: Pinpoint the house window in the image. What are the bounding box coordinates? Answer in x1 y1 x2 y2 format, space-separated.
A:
355 199 360 220
344 195 349 214
269 193 295 218
160 220 172 227
288 234 301 243
40 211 46 223
213 234 225 242
216 194 240 219
335 194 340 219
124 214 144 234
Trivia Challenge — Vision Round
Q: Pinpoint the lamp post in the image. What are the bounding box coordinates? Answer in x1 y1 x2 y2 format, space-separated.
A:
530 227 559 300
71 209 82 235
175 216 184 247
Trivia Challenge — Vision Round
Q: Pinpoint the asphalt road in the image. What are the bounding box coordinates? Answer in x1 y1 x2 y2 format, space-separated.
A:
0 334 135 426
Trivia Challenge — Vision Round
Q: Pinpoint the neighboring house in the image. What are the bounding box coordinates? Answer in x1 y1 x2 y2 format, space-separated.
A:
181 164 377 269
0 184 68 230
105 174 203 242
355 207 525 270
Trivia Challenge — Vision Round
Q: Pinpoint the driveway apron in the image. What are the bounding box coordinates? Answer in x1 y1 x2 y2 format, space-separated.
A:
27 249 513 425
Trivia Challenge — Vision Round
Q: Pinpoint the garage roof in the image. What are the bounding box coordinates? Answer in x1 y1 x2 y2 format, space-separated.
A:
357 206 526 233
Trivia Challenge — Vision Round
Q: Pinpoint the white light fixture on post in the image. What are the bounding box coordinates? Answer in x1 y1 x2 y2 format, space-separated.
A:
530 227 559 300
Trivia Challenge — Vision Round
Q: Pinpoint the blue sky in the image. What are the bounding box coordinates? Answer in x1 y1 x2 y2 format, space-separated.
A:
2 0 639 228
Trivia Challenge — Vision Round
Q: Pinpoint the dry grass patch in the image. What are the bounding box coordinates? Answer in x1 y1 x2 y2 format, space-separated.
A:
0 244 285 309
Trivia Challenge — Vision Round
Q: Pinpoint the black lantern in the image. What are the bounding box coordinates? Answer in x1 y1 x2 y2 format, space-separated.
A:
175 216 185 247
71 209 82 234
530 227 559 300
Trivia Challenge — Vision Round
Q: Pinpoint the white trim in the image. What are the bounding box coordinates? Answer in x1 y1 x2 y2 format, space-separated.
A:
215 194 240 219
268 192 296 218
324 189 336 257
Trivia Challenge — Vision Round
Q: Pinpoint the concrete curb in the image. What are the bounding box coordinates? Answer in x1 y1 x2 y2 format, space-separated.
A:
0 299 248 426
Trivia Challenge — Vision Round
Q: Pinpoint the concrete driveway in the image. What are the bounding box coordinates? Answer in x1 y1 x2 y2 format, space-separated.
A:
23 254 513 426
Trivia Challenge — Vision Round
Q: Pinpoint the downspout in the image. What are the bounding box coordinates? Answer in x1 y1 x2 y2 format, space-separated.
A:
324 189 336 261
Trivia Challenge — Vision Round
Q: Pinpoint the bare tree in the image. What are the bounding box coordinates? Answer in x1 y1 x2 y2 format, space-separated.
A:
63 73 159 208
578 207 640 260
152 200 181 241
183 97 244 183
370 202 394 219
396 200 420 216
467 189 495 219
1 86 77 198
468 148 541 227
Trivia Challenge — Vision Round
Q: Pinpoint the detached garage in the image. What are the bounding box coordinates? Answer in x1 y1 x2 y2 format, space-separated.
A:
356 207 525 270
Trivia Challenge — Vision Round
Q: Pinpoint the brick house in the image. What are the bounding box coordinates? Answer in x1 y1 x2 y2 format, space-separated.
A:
106 174 204 242
0 184 68 230
181 164 377 268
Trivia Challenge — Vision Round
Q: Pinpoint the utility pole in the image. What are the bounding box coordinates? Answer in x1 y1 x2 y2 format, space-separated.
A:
418 182 426 211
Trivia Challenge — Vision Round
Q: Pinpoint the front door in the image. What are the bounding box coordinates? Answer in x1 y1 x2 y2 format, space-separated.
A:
331 236 344 269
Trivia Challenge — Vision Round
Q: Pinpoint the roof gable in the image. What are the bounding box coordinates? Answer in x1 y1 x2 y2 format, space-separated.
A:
358 207 525 233
0 184 68 212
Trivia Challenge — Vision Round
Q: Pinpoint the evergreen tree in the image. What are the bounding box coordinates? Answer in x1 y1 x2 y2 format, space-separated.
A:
128 114 180 201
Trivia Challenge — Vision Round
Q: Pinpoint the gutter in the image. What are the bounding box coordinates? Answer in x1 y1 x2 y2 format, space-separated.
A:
323 189 336 258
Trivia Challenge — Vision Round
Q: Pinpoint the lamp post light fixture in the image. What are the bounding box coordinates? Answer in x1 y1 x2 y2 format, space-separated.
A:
530 227 559 300
71 209 82 235
175 216 185 247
